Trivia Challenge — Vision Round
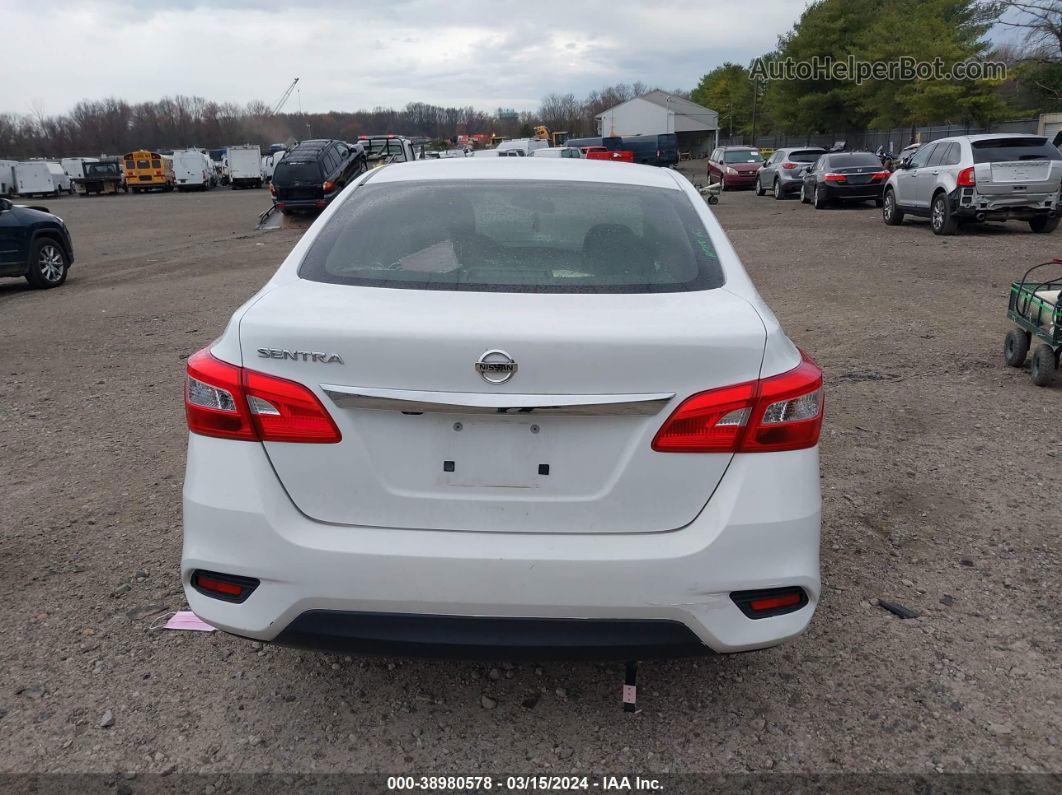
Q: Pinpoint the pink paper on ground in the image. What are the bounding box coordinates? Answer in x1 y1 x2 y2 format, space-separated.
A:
164 611 216 631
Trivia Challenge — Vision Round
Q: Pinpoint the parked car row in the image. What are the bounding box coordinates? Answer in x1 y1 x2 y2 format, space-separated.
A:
725 134 1062 235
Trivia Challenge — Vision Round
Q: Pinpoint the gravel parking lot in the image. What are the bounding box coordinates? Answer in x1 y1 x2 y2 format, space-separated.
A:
1 171 1059 781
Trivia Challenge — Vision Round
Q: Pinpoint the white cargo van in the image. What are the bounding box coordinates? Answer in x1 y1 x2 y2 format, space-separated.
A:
226 145 262 189
16 162 69 197
61 157 99 181
172 150 214 191
0 160 16 196
261 150 286 183
495 138 549 156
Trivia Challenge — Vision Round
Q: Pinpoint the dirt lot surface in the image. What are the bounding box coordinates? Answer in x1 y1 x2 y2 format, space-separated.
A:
1 171 1060 782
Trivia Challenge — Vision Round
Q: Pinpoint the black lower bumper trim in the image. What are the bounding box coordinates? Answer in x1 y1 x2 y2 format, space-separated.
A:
272 610 713 661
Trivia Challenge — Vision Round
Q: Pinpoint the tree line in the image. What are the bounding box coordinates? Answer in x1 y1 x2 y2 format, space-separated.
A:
0 83 685 160
691 0 1062 142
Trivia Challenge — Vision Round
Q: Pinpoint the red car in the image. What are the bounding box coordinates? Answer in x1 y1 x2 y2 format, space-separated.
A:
582 146 634 162
707 146 764 189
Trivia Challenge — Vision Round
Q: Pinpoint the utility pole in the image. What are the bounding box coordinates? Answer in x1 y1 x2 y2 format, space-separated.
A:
750 79 759 145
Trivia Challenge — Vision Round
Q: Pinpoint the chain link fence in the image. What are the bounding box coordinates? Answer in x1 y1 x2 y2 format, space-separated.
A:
719 118 1040 152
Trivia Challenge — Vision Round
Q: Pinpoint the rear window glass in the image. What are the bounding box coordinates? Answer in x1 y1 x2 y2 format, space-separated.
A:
828 153 881 167
299 180 724 294
723 150 761 163
972 138 1062 163
789 150 825 162
274 160 322 184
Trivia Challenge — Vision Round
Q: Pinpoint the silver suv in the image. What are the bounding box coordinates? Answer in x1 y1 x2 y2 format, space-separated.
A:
756 147 827 199
882 134 1062 235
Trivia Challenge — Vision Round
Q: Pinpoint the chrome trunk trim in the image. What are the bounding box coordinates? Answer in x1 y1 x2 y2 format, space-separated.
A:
321 385 675 416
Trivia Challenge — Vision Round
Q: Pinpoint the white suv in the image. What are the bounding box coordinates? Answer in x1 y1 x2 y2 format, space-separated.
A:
882 134 1062 235
182 158 823 659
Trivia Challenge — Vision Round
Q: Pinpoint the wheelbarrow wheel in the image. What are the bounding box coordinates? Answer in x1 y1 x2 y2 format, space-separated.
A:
1004 329 1029 367
707 195 719 205
1030 344 1057 386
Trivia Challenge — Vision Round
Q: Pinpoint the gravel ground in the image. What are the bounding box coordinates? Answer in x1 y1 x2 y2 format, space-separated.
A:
0 171 1059 780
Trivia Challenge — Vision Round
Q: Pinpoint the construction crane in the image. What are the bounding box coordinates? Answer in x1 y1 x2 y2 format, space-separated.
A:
272 77 300 115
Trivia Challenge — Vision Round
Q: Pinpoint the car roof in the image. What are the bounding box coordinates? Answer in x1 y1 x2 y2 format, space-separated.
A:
933 133 1046 144
368 158 683 189
780 146 826 152
291 139 334 152
721 145 759 150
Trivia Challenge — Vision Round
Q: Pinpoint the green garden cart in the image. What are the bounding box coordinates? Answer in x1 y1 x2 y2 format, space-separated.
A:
1004 258 1062 386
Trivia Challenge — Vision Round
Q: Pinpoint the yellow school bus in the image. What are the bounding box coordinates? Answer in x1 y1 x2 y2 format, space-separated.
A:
122 150 174 193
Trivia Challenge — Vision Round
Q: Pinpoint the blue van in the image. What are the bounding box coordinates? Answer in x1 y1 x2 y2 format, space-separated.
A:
564 134 678 167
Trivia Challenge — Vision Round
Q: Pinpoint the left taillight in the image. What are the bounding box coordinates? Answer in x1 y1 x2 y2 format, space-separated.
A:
823 173 847 183
652 352 824 454
185 348 341 443
322 179 336 192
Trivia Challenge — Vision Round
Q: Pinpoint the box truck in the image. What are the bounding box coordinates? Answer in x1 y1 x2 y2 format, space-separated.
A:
16 162 70 197
0 160 16 196
172 150 214 191
226 145 262 189
61 157 99 181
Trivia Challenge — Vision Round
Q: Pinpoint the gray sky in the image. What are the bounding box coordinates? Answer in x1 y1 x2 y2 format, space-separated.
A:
1 0 803 116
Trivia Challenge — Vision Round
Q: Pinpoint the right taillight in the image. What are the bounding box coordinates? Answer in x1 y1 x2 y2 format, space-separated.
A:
652 352 823 454
185 348 341 443
957 166 976 187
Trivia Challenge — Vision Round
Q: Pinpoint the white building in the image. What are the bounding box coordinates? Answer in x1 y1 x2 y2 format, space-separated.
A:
595 90 719 158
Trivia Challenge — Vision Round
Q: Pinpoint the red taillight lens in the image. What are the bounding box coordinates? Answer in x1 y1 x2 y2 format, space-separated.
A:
957 166 976 187
823 173 847 183
652 352 823 454
185 350 256 440
782 161 798 169
322 180 336 192
870 171 891 181
243 368 342 443
185 348 341 443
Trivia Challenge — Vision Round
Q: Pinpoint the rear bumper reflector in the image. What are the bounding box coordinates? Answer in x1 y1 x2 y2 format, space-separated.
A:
730 587 808 619
191 570 260 603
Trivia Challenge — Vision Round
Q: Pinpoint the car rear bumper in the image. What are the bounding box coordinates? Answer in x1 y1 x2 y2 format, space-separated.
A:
182 435 821 658
823 183 885 200
722 173 758 188
954 187 1061 219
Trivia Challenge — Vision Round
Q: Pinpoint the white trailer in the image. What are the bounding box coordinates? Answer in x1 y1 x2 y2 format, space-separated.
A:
226 145 262 189
0 160 16 196
15 161 69 197
172 149 214 191
61 157 99 180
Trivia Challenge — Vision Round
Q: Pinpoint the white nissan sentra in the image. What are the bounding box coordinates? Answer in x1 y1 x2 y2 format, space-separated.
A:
182 158 823 659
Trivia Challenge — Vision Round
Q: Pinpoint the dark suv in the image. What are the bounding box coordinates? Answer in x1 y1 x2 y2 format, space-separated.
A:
0 197 74 288
271 139 367 214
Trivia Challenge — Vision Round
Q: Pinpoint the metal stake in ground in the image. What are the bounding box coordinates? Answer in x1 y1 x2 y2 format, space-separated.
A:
623 661 638 713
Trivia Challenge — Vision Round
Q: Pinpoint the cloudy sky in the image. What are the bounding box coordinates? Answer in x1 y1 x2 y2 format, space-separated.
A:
1 0 804 116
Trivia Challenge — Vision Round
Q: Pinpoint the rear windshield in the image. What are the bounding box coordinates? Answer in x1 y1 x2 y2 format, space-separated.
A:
723 150 761 163
972 138 1062 164
827 153 881 167
273 160 322 184
84 163 117 176
789 150 825 162
299 180 724 293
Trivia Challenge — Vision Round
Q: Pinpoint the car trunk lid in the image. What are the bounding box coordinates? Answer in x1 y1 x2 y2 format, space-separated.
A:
239 279 767 533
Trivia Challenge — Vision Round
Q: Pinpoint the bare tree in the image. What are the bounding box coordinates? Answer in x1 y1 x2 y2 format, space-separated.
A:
989 0 1062 59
